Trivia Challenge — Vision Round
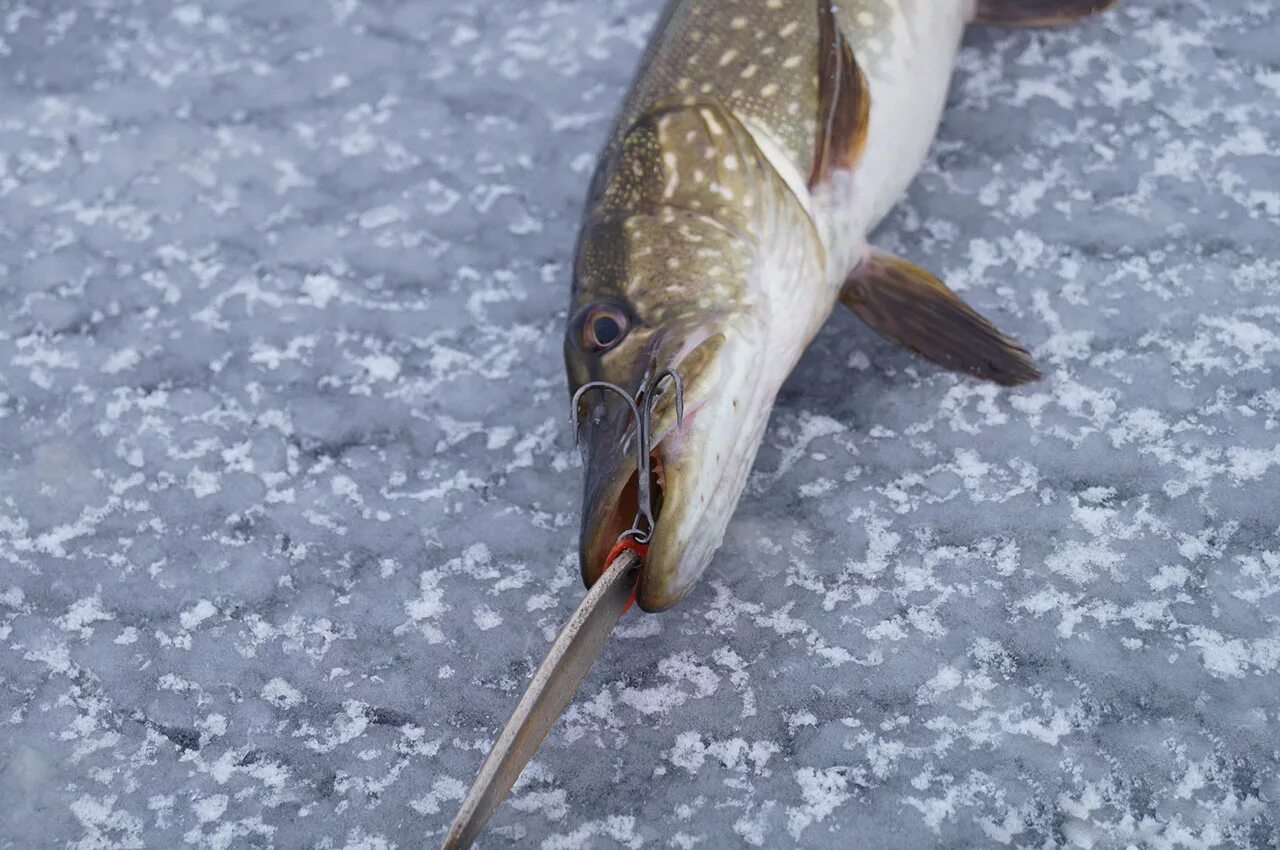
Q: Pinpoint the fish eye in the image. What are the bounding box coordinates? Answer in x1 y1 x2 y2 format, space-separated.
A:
579 304 630 353
593 315 622 345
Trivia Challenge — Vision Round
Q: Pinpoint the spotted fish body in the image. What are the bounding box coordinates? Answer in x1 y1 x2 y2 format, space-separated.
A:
567 0 1118 611
605 0 968 275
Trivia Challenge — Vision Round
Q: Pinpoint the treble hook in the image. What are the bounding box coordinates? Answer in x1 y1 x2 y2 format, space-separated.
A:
629 368 685 543
570 369 686 546
571 380 646 489
644 368 685 431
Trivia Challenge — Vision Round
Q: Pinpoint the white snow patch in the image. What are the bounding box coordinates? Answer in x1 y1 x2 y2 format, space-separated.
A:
786 766 852 839
916 665 962 705
618 652 720 716
172 4 203 26
358 354 401 382
331 474 361 503
58 595 113 637
1226 445 1280 482
405 570 448 643
358 205 405 229
187 467 221 498
70 794 144 850
180 599 217 630
1149 564 1191 592
302 273 342 308
193 794 227 823
472 605 502 631
261 677 303 709
101 348 141 374
409 776 466 816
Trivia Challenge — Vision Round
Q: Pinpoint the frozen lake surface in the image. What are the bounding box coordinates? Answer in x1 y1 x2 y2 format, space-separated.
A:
1 1 1277 847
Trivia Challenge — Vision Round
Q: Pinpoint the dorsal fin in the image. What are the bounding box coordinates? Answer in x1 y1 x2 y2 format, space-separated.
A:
973 0 1122 27
809 0 871 188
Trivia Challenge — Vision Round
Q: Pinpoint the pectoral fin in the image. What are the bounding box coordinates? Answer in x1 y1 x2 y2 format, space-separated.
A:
840 251 1042 386
973 0 1122 27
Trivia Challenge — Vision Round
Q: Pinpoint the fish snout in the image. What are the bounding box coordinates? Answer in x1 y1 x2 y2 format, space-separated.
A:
577 325 761 612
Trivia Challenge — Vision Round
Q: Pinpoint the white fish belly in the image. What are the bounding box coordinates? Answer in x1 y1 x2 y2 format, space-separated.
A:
817 0 971 281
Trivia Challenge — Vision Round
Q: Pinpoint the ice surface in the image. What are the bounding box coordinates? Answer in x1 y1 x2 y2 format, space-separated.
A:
0 1 1277 847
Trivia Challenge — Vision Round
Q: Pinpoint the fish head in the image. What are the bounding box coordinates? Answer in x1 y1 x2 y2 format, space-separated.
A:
566 100 825 612
566 209 775 613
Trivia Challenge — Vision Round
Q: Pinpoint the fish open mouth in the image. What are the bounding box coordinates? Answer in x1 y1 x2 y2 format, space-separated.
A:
576 353 710 595
587 445 666 578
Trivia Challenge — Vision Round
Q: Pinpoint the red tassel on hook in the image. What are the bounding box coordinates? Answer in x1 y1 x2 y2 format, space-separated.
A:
604 537 648 614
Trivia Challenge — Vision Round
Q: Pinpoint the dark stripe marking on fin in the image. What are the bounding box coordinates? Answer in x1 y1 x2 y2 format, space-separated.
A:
973 0 1123 28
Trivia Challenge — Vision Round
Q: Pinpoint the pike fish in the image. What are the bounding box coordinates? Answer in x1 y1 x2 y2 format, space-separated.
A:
446 0 1119 845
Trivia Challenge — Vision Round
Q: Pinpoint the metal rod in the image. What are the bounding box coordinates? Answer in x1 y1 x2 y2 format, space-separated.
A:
441 549 642 850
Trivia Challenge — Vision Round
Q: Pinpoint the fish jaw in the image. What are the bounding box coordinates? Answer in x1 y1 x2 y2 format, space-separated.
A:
635 328 772 611
576 318 774 611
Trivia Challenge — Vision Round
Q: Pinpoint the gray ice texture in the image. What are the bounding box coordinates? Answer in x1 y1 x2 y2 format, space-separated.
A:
1 1 1278 848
